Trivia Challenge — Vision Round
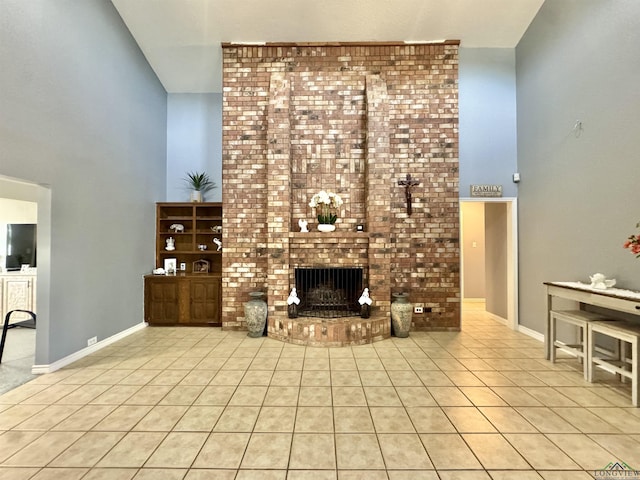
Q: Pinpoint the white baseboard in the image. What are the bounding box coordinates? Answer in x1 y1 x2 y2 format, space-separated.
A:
31 322 147 374
486 311 508 326
517 324 544 343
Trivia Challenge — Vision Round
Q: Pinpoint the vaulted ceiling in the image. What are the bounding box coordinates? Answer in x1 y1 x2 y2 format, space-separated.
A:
110 0 545 93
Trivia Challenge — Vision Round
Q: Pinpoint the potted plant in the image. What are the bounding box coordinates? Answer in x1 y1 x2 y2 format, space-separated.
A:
309 190 343 232
184 171 216 202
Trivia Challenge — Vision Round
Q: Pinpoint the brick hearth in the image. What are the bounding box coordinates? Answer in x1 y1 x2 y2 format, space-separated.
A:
222 43 461 342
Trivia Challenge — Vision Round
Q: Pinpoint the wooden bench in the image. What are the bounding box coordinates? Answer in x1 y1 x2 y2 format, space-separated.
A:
549 309 613 379
587 320 640 407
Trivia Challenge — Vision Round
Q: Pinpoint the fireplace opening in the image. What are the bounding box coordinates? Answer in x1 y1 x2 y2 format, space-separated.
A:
295 267 364 318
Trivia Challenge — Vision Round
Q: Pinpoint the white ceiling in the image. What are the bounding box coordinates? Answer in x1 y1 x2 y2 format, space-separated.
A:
110 0 545 93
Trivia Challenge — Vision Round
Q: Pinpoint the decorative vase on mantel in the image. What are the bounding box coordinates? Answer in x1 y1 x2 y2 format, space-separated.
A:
244 292 268 338
317 224 336 233
390 292 413 338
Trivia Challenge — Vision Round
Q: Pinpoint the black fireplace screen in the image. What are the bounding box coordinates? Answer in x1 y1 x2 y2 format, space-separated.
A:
294 267 363 318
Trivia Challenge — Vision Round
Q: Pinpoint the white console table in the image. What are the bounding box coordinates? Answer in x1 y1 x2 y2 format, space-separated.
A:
544 281 640 360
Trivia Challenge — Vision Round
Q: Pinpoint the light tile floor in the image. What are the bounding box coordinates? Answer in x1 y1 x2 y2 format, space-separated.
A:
0 304 638 479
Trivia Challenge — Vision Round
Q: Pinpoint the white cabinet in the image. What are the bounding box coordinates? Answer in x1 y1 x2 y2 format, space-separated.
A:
0 273 36 324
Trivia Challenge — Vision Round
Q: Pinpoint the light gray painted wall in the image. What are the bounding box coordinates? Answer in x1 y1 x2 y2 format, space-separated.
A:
167 94 222 203
485 203 508 319
0 0 167 364
516 0 640 332
459 48 518 198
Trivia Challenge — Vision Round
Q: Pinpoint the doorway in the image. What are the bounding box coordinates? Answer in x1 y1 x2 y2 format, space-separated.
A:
460 198 518 330
0 175 49 394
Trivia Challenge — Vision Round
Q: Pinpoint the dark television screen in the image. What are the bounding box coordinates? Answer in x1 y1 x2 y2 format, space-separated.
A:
6 224 37 270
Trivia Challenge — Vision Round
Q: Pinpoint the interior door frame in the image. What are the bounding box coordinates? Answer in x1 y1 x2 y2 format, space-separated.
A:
460 197 519 330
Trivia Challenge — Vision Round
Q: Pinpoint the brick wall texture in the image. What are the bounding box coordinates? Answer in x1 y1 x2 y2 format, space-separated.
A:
222 43 460 334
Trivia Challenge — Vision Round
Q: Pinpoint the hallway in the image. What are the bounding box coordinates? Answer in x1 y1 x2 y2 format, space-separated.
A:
0 304 637 479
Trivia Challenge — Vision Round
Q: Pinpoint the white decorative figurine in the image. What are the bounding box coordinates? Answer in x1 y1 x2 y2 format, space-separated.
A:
358 288 373 306
589 273 616 290
287 288 301 306
287 287 300 318
169 223 184 233
165 237 175 251
358 287 372 319
298 219 309 233
213 238 222 251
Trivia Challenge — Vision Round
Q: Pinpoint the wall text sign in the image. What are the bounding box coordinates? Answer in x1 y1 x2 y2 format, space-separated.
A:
470 184 503 197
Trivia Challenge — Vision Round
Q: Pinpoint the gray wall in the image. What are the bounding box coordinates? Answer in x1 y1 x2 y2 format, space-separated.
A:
516 0 640 332
459 48 518 198
167 93 223 203
0 0 167 364
485 203 508 319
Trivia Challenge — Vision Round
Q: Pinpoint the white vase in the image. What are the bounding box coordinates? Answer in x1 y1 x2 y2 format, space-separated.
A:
190 190 202 202
317 224 336 232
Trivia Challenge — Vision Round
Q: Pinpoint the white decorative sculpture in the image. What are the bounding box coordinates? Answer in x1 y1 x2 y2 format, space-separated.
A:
358 287 372 319
358 288 373 306
165 237 175 251
287 287 300 319
287 288 301 305
589 273 616 290
213 237 222 251
298 219 309 233
169 223 184 233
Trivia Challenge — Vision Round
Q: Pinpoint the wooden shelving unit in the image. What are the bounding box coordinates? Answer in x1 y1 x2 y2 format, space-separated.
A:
144 202 222 326
156 202 223 274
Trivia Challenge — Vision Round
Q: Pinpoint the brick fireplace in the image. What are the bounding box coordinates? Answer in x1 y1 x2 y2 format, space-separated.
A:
221 42 461 343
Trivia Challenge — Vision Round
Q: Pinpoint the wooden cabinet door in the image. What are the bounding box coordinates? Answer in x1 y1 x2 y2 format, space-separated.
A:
144 278 179 325
189 277 220 325
2 277 34 323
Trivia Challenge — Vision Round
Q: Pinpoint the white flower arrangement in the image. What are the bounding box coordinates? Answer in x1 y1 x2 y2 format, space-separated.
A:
309 190 343 225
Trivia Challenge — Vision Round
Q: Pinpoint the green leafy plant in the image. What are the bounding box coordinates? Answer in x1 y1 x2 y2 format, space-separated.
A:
184 171 217 192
